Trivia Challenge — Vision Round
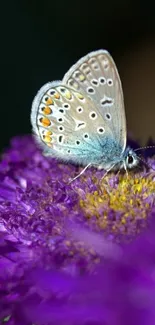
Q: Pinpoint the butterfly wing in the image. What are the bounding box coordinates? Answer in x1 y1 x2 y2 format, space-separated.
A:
31 81 116 167
63 49 126 153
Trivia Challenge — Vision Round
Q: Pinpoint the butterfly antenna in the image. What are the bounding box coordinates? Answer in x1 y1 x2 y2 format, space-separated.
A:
134 145 155 152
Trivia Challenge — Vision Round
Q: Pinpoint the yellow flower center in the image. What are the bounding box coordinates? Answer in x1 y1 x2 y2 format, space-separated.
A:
79 172 155 242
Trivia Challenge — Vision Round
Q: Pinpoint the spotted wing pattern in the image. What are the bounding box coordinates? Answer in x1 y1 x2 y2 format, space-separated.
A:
31 81 115 166
63 50 126 152
31 50 126 169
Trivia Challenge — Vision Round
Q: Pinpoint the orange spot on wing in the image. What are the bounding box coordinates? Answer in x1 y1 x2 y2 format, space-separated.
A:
46 98 54 105
40 117 51 127
42 106 52 115
43 135 52 143
45 97 54 105
54 92 60 99
46 130 52 136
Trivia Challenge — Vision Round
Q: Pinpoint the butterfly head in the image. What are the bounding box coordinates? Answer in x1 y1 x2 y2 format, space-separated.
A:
97 146 139 172
122 147 139 170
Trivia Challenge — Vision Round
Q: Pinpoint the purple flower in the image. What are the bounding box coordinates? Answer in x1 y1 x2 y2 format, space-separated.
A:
0 135 155 325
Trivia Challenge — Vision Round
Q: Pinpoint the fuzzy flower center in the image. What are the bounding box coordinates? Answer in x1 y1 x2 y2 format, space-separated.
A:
79 172 155 242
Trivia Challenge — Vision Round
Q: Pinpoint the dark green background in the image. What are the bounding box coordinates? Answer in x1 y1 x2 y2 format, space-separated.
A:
1 0 155 151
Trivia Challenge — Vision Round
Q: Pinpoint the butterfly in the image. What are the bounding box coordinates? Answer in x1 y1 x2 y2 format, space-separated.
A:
31 50 138 179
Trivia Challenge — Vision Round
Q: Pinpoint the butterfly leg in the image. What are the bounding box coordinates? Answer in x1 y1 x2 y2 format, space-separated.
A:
116 169 121 177
98 164 116 195
100 164 116 183
123 162 128 177
68 163 91 184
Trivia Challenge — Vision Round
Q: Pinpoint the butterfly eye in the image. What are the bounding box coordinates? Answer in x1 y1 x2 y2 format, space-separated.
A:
127 155 134 165
97 127 105 134
89 111 97 120
105 113 111 120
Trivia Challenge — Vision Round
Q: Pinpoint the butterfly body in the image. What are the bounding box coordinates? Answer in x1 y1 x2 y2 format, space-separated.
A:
31 50 138 172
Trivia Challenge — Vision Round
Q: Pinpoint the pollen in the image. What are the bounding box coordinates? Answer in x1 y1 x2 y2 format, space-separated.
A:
79 172 155 243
